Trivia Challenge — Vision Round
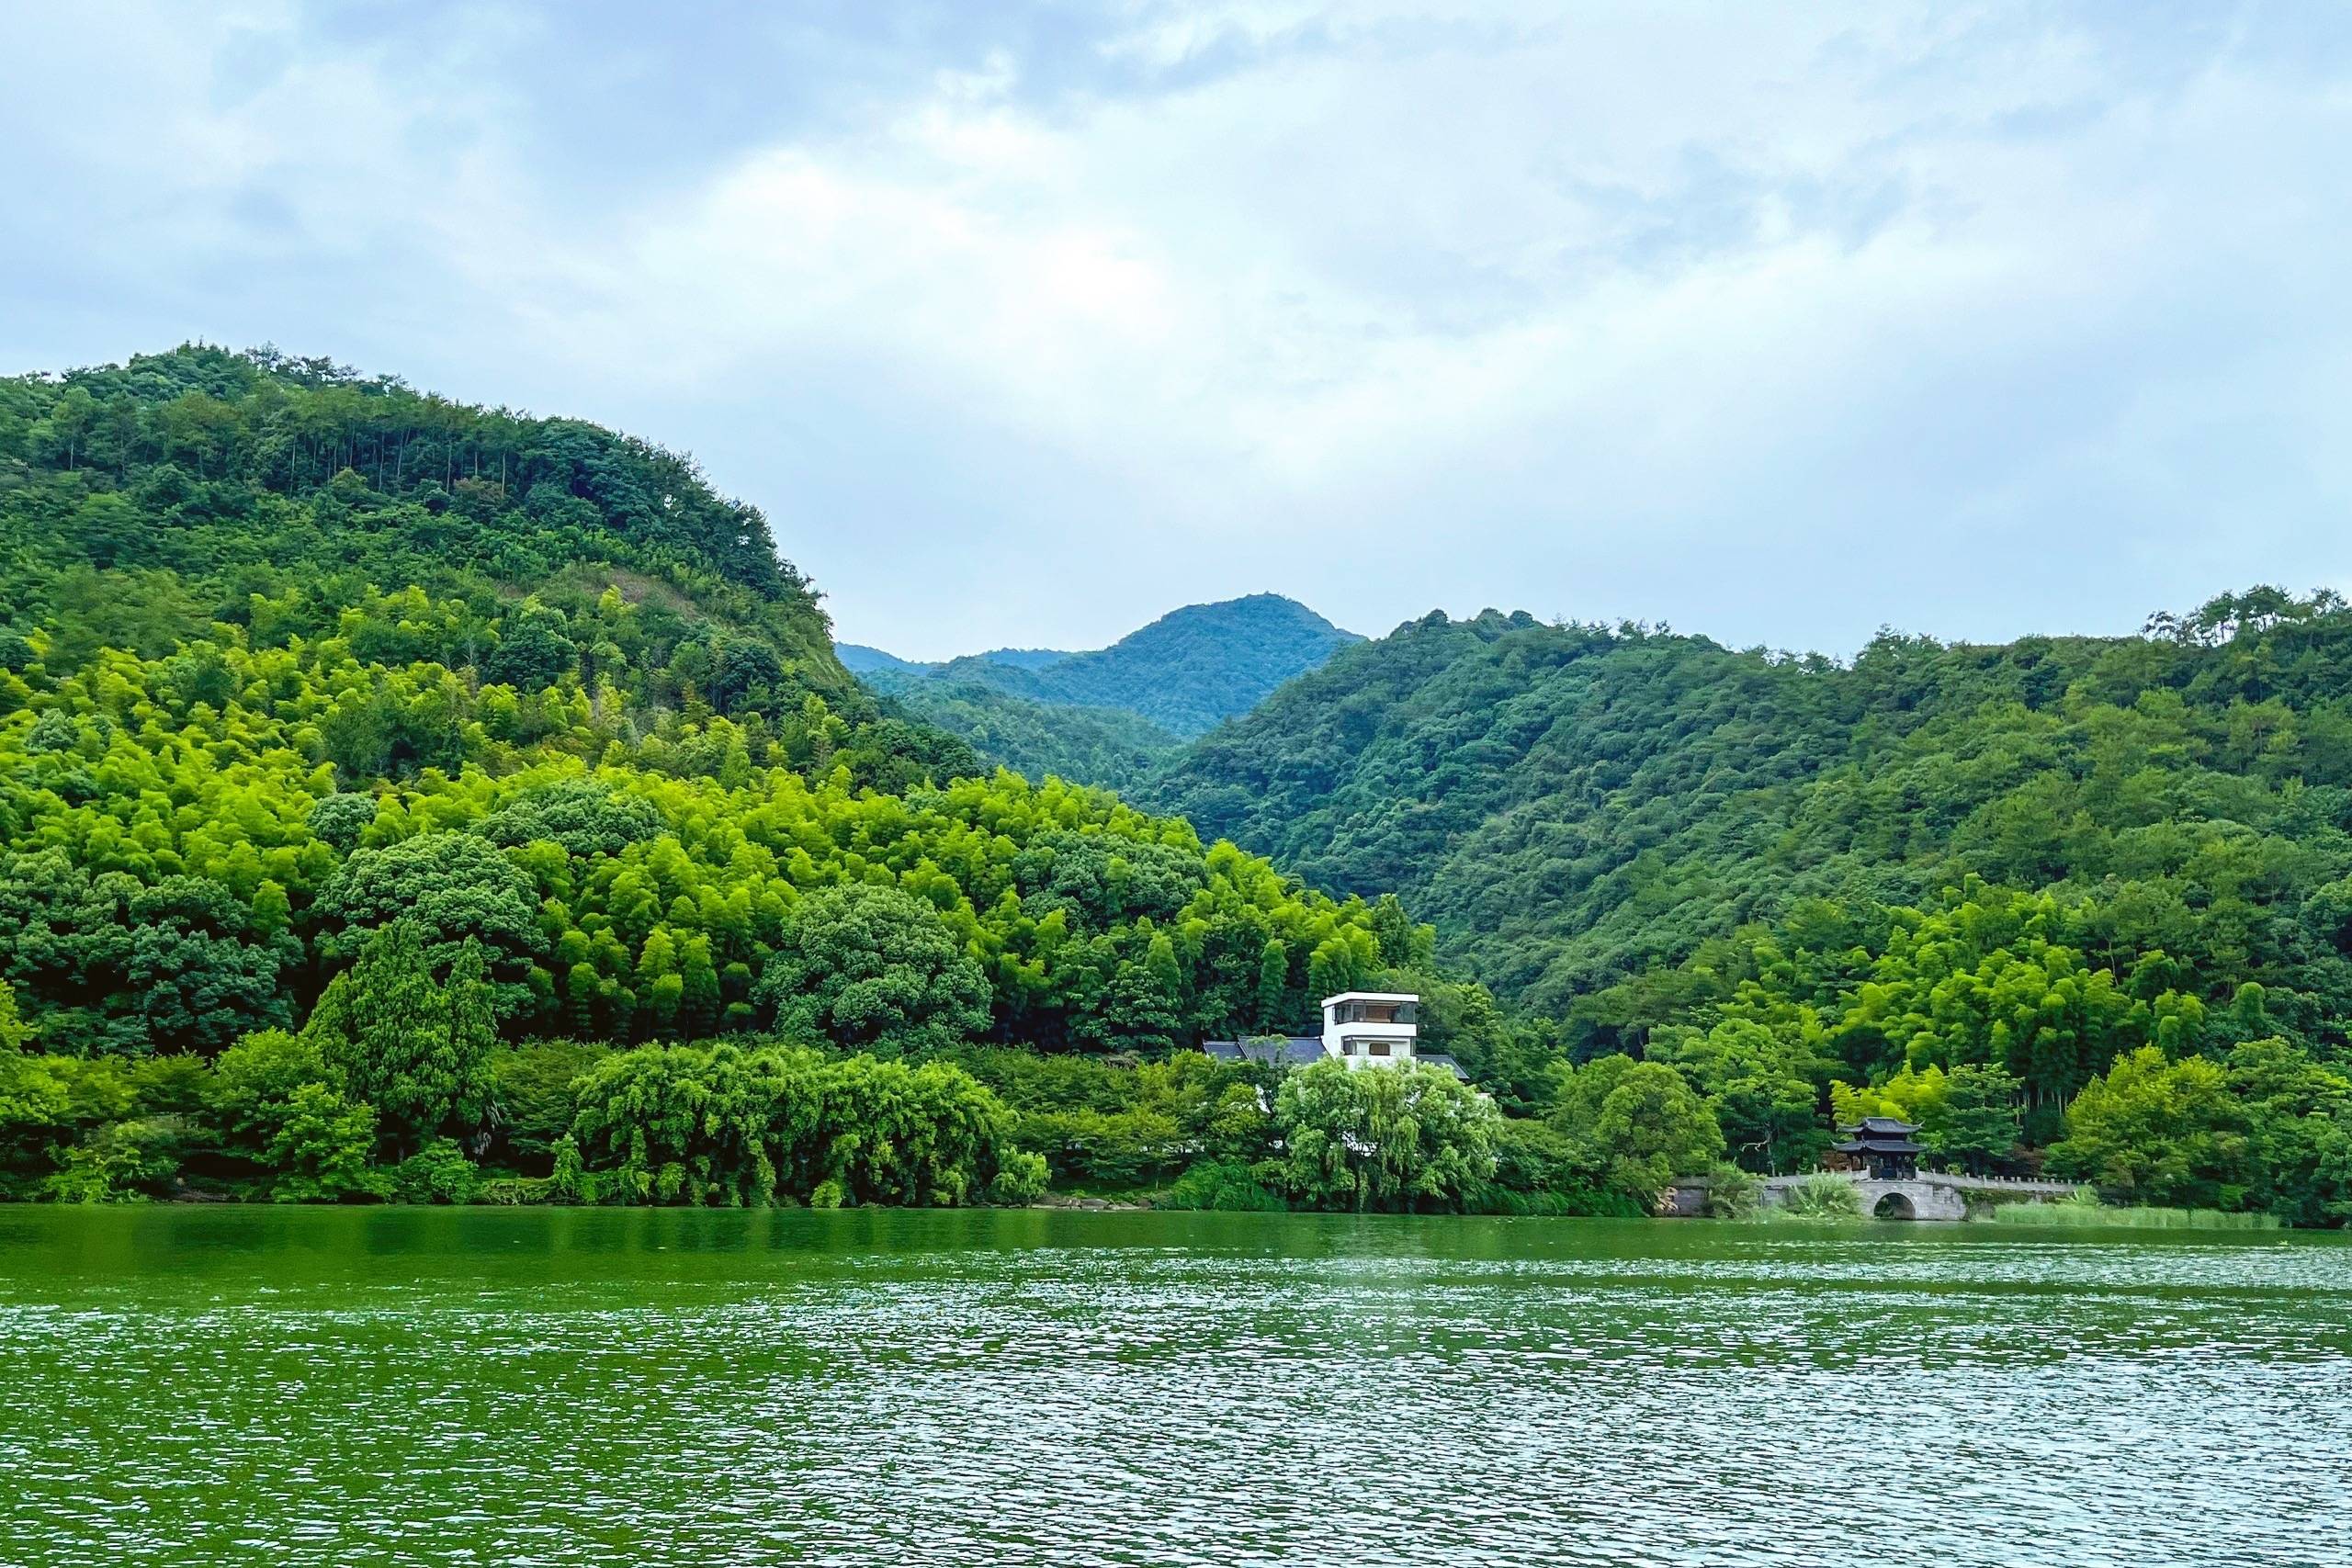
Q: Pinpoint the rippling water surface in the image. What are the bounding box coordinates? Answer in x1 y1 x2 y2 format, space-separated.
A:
2 1208 2346 1566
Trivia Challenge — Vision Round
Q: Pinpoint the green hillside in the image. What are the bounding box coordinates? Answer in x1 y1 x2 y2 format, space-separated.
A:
0 346 1539 1211
872 682 1181 793
1143 599 2352 1208
4 344 2346 1224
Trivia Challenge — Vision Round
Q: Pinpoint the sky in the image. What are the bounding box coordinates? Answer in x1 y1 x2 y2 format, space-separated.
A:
5 2 2349 660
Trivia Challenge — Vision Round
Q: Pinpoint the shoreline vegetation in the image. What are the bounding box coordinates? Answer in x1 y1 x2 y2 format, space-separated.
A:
2 347 2350 1229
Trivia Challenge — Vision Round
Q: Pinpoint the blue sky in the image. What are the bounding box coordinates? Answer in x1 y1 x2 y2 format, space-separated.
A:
6 2 2348 659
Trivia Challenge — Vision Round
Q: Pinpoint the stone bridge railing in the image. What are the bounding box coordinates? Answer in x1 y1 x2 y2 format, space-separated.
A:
1751 1168 2090 1222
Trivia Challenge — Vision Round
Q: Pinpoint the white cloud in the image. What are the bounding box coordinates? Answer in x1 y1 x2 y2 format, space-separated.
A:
4 2 2348 657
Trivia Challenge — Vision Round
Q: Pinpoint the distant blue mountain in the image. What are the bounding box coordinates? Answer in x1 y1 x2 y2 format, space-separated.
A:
841 595 1363 788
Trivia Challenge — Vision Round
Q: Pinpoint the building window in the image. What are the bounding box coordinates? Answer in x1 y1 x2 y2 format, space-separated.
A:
1368 1041 1391 1057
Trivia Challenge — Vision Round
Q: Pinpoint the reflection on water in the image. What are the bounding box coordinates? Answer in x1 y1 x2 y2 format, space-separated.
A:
1 1208 2346 1566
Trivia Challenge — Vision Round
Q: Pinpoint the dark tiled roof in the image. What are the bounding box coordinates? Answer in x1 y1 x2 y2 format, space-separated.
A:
1198 1041 1469 1081
1202 1037 1325 1066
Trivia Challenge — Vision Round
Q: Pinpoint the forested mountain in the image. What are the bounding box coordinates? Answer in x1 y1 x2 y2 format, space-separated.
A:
4 343 2346 1223
870 683 1181 793
836 644 932 677
853 592 1362 740
1141 595 2352 1207
0 344 1419 1055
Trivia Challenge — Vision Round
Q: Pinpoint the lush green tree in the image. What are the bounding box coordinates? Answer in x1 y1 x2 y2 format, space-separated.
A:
1550 1055 1724 1207
800 1055 1011 1207
264 1083 385 1202
45 1116 187 1202
308 925 496 1156
567 1041 805 1206
753 883 989 1055
320 834 543 991
2047 1047 2253 1209
207 1029 335 1149
1921 1063 2023 1175
2224 1037 2352 1225
388 1138 481 1203
1272 1060 1498 1212
0 1043 134 1192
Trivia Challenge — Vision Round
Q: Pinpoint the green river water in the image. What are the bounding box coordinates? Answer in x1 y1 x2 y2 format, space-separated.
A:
1 1206 2346 1566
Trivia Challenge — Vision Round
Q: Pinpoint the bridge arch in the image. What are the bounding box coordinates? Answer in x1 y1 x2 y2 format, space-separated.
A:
1873 1190 1917 1221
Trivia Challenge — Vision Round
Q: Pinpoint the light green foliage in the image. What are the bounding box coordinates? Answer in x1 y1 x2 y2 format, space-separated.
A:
2047 1047 2253 1209
0 1047 134 1190
0 981 27 1052
986 1147 1050 1205
548 1133 595 1204
564 1042 1023 1208
264 1084 386 1202
800 1055 1010 1207
1272 1060 1499 1213
207 1029 333 1145
43 1116 187 1202
938 1046 1272 1189
753 883 989 1055
388 1138 481 1204
1775 1171 1865 1221
2223 1037 2352 1225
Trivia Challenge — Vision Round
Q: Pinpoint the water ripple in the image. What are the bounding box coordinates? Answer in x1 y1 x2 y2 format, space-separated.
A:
0 1210 2346 1566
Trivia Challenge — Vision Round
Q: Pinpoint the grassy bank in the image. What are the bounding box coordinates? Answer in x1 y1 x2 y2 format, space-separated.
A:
1988 1201 2281 1231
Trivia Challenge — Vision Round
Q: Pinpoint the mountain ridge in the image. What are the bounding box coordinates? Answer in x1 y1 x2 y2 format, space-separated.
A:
845 593 1362 775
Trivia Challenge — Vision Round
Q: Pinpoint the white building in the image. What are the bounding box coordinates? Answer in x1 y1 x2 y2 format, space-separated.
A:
1202 991 1464 1077
1319 991 1421 1067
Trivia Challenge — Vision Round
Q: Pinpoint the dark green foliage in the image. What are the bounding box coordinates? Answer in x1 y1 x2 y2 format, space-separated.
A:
486 1041 610 1161
752 883 991 1055
305 925 497 1156
319 835 544 986
1162 1158 1285 1211
875 682 1181 791
1545 1054 1725 1210
1142 596 2352 1034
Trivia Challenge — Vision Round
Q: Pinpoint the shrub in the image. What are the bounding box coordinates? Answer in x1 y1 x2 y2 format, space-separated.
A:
44 1116 188 1202
987 1148 1050 1206
265 1084 387 1202
1775 1171 1864 1221
1163 1158 1286 1212
388 1137 481 1203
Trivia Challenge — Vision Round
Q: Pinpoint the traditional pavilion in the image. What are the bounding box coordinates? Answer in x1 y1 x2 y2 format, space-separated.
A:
1829 1116 1922 1179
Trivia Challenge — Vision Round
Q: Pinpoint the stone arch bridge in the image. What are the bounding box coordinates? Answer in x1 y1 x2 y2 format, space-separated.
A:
1757 1170 2088 1222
